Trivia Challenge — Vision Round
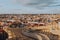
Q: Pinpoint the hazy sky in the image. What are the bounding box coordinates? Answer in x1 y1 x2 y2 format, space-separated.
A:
0 0 60 14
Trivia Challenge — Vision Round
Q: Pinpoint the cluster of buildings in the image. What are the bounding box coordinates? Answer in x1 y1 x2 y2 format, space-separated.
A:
0 14 60 28
0 14 60 40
